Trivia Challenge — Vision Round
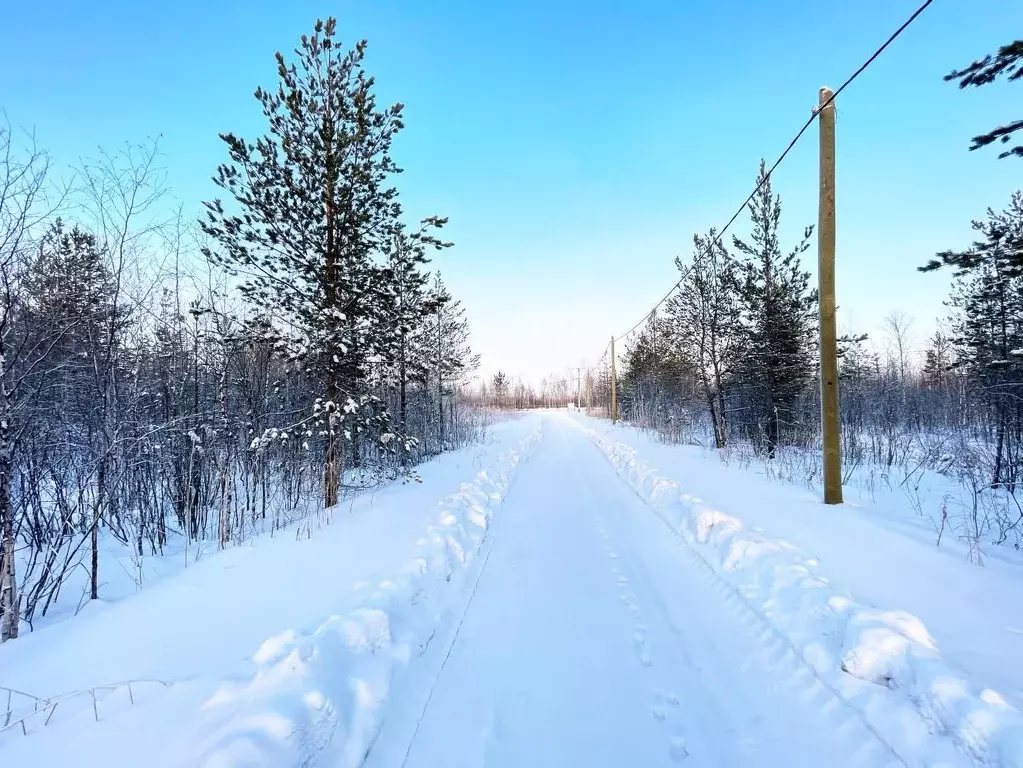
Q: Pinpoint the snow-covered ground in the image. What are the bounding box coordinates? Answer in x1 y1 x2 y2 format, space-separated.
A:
0 414 542 766
572 413 1023 767
576 415 1023 706
2 411 1021 766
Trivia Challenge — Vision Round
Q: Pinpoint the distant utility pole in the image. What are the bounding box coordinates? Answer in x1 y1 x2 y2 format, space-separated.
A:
585 371 592 413
576 367 582 408
817 85 842 505
610 335 619 424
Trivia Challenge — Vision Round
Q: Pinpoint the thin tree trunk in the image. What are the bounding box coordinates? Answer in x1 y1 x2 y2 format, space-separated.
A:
437 308 444 449
324 432 339 508
993 406 1007 487
91 457 105 600
0 400 17 640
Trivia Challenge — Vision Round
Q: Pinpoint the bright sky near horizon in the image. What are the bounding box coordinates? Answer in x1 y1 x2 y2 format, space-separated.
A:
2 0 1021 387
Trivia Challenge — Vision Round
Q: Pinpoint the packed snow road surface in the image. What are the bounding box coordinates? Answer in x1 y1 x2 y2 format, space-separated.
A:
367 418 910 768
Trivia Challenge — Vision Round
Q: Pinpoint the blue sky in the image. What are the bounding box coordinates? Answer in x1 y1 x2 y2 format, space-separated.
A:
2 0 1021 384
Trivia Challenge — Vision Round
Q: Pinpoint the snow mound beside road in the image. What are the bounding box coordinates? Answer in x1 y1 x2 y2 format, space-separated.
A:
575 417 1023 768
190 422 543 768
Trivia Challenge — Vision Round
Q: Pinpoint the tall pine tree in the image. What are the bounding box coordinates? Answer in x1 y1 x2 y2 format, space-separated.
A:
732 160 816 456
423 274 478 450
200 18 447 505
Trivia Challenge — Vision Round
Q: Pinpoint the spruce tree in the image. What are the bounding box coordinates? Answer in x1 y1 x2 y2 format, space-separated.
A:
732 160 816 456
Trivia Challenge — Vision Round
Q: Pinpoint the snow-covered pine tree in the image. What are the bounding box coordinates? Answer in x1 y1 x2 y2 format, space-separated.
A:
731 160 817 456
422 273 479 451
491 372 508 408
922 329 955 389
619 312 693 432
378 222 451 442
200 18 448 505
621 314 660 424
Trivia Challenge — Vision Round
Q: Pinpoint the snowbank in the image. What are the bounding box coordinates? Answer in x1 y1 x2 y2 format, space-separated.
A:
0 418 542 767
187 421 542 767
572 416 1023 768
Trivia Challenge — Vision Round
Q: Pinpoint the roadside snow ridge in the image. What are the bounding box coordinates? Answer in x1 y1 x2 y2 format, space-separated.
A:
187 424 542 768
575 419 1023 768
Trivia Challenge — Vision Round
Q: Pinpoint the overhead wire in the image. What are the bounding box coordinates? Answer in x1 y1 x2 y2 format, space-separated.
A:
583 0 937 370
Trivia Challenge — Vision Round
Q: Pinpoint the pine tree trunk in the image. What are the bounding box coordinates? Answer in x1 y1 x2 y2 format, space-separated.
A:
766 402 779 459
708 394 724 449
437 308 444 449
323 377 341 508
713 355 729 448
699 369 724 449
449 394 456 442
399 351 407 431
323 434 340 508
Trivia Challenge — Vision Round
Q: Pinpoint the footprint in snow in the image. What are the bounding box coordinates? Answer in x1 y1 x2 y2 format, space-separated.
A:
669 737 689 762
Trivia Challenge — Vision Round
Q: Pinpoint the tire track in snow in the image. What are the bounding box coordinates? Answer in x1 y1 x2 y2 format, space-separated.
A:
391 418 690 768
573 435 727 764
564 421 910 768
359 422 546 768
571 425 908 768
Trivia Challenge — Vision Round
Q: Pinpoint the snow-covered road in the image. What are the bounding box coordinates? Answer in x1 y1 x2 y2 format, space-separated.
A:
7 412 1011 767
367 417 905 768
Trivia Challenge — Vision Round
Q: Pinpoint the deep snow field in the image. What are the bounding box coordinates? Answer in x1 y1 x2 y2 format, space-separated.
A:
2 411 1021 767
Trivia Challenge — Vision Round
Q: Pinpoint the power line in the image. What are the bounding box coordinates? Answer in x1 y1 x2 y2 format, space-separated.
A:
604 0 937 351
583 339 611 374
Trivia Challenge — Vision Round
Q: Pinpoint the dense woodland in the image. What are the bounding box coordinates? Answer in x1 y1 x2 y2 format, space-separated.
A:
0 20 481 641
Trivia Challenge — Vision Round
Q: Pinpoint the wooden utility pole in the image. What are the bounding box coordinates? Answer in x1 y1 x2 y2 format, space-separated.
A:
817 86 842 504
585 371 592 413
610 335 618 424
